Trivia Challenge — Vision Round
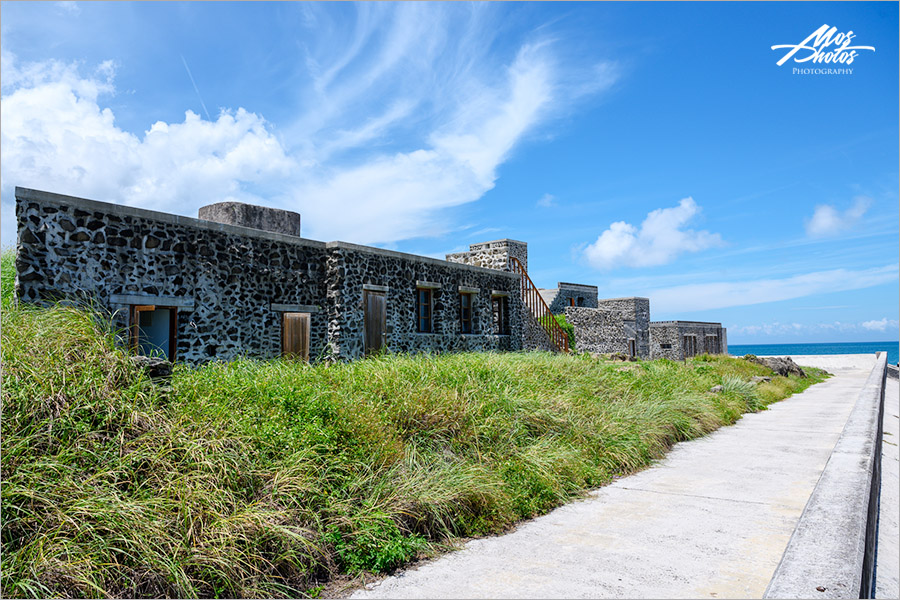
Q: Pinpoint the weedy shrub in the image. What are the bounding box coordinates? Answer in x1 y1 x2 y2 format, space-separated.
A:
0 250 827 598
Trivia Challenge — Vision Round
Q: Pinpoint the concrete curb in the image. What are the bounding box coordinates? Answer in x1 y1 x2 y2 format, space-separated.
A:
764 352 888 599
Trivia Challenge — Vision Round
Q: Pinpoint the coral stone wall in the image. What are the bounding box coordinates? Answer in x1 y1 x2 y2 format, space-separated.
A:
521 312 558 352
16 188 329 363
596 297 651 358
564 307 628 355
16 188 529 365
648 324 683 360
326 242 523 361
445 239 528 272
547 282 600 314
649 321 728 360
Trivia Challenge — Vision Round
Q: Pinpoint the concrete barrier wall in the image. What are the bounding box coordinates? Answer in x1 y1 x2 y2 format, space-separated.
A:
765 352 888 599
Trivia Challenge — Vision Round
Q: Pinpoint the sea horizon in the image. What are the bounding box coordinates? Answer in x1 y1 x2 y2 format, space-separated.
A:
728 341 899 366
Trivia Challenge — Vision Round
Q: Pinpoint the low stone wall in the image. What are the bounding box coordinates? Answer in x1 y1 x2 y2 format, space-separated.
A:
764 352 888 599
564 307 627 355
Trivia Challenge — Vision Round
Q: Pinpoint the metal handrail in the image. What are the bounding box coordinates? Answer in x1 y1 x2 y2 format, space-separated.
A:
508 256 569 353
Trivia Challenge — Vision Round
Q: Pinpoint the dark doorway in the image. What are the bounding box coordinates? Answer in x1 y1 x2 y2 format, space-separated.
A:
131 305 177 360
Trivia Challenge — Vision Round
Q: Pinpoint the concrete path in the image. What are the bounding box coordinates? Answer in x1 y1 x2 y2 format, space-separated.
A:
875 372 899 598
352 354 877 599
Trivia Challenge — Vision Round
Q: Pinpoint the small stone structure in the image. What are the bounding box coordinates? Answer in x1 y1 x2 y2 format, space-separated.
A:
649 321 728 360
563 297 651 359
15 188 526 363
198 202 301 237
446 239 528 272
539 282 599 313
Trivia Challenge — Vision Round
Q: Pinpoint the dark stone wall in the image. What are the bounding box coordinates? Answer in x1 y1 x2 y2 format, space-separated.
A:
325 243 523 361
596 298 650 358
16 189 329 363
547 282 600 314
649 321 728 360
564 307 627 355
15 188 529 364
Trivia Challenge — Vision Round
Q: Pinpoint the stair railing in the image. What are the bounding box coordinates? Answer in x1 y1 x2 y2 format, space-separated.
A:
508 256 569 353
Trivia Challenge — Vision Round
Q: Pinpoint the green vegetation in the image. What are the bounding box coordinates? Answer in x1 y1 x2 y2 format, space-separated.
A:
553 313 576 351
0 250 827 598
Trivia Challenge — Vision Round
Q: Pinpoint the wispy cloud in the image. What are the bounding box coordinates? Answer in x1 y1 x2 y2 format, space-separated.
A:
1 4 619 246
54 1 80 16
537 193 556 208
805 196 871 237
582 197 723 270
648 264 898 313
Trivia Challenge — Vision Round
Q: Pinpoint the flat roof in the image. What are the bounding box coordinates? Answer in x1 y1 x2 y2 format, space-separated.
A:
15 187 518 278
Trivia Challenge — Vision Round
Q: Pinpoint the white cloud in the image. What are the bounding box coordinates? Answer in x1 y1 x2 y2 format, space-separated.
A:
0 52 294 247
805 196 871 237
647 264 899 313
582 197 723 270
861 318 899 332
537 193 556 208
1 4 619 246
55 1 80 16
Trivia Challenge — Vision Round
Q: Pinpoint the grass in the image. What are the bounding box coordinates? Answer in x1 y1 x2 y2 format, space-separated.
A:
0 250 828 598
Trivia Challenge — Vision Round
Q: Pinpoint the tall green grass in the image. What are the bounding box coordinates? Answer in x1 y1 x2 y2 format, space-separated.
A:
0 250 826 598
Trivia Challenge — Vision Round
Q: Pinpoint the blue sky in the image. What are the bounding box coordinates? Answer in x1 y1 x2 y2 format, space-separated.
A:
1 1 897 343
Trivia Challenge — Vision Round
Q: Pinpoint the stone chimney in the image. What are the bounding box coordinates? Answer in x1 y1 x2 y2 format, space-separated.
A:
198 202 301 237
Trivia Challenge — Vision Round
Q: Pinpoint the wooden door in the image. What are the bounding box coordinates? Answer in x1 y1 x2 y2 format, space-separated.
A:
282 312 310 361
364 291 387 356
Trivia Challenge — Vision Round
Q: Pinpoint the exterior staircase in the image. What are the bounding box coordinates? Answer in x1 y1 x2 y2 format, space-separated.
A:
508 257 569 353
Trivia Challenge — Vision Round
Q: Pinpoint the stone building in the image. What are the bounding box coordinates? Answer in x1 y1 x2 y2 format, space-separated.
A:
562 297 651 359
15 187 728 365
538 282 599 313
14 188 536 363
649 321 728 360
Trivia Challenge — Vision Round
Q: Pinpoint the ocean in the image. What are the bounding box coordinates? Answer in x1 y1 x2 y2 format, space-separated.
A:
728 341 899 366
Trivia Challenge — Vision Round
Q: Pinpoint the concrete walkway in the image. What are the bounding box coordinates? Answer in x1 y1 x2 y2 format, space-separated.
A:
352 355 877 599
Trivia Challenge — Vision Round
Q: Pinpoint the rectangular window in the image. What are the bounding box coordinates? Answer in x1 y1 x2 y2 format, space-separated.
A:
417 288 433 333
660 343 672 350
569 297 575 307
460 293 474 334
492 296 509 335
